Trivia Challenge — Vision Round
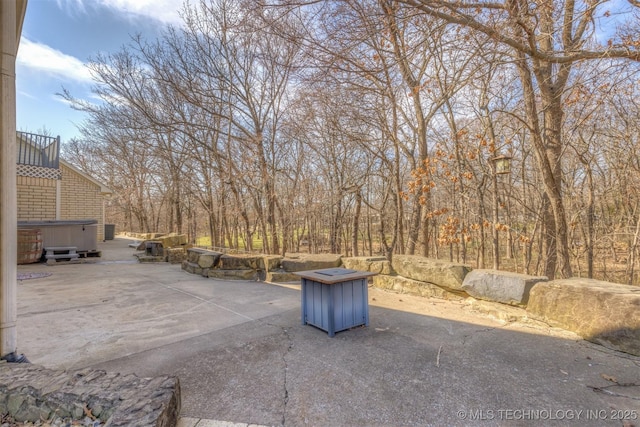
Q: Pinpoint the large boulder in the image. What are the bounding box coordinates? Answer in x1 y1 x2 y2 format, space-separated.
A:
262 255 283 271
130 232 165 240
219 254 263 270
187 248 210 263
462 269 547 306
181 260 209 277
527 278 640 356
280 253 342 272
185 248 222 268
157 233 187 248
166 247 186 265
373 275 463 300
134 234 187 252
265 270 300 283
198 253 220 269
342 256 392 275
390 255 471 292
208 269 258 281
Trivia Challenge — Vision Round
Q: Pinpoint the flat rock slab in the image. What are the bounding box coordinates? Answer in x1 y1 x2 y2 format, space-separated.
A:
342 256 392 274
219 254 264 270
527 278 640 356
462 269 547 306
265 270 300 283
390 255 471 292
0 363 180 426
373 274 463 300
186 248 219 264
208 269 258 281
156 234 188 248
197 253 222 269
280 253 342 272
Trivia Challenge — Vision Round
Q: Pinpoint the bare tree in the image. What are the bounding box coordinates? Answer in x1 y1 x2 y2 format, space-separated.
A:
390 0 640 278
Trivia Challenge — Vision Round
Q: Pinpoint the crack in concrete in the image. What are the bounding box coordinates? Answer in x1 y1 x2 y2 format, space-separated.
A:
261 320 293 426
280 326 293 427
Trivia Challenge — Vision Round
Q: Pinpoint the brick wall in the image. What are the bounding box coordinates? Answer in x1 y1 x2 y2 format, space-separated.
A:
16 175 56 220
60 164 105 241
17 164 106 241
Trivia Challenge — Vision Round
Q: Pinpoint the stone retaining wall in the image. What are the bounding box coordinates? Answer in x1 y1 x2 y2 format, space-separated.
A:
181 249 640 356
461 269 548 306
527 279 640 356
0 363 180 426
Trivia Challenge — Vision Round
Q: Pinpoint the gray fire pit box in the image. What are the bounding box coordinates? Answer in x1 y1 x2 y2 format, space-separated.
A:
295 268 376 337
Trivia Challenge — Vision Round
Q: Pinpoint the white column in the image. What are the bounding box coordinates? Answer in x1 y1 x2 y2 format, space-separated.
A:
0 0 27 359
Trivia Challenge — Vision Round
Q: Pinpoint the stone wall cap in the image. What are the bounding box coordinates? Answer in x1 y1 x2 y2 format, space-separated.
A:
543 278 640 293
468 269 548 280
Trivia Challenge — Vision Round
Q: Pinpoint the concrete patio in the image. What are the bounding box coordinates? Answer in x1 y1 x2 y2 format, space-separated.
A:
14 238 640 426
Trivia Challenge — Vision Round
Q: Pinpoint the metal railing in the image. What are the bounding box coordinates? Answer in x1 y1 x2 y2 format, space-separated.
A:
16 131 60 169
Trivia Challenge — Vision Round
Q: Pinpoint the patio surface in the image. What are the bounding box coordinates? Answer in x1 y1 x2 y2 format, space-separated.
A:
15 238 640 426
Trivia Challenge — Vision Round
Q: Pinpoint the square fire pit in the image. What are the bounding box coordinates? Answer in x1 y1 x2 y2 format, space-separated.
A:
295 268 376 337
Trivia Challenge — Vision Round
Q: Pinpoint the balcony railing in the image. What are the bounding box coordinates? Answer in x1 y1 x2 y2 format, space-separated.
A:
16 132 62 179
17 131 60 168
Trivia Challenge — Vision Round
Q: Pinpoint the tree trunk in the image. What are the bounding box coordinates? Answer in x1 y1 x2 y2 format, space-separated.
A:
515 53 572 279
352 191 362 257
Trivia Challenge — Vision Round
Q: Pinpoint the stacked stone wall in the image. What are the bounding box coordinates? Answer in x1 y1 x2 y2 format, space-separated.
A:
0 363 180 426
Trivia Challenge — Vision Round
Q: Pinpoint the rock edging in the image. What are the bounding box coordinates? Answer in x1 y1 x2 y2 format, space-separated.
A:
527 278 640 356
0 363 180 426
181 249 640 356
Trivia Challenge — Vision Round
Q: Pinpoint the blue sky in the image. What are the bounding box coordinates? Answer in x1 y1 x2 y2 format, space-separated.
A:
16 0 632 145
16 0 184 142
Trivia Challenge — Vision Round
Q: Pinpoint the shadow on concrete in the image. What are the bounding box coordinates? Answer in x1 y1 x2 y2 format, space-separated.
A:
92 303 640 427
15 238 640 426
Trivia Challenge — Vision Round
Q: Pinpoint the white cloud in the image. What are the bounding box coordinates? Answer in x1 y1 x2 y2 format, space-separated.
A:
17 38 94 84
77 0 186 26
104 0 185 25
18 90 37 100
55 0 87 14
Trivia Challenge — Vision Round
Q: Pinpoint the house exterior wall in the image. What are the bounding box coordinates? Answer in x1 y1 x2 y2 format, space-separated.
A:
16 175 56 221
59 163 105 241
17 164 106 241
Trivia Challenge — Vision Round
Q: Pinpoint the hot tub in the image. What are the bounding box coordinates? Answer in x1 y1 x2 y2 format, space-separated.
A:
17 220 98 253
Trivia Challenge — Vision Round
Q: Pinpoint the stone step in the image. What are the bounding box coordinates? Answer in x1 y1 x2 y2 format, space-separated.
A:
44 247 80 265
44 246 77 253
45 253 80 260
